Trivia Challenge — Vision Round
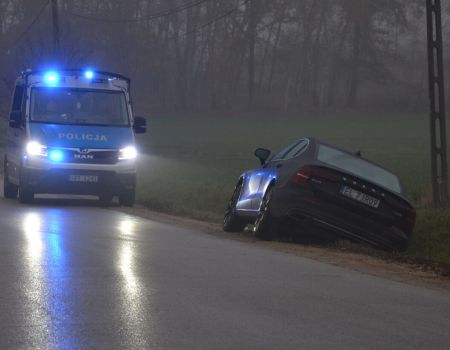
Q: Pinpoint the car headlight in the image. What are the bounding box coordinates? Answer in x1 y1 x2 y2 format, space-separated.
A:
26 141 48 157
119 146 137 160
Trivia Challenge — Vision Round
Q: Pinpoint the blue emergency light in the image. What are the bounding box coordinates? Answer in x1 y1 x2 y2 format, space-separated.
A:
44 71 60 85
84 70 94 79
49 149 63 162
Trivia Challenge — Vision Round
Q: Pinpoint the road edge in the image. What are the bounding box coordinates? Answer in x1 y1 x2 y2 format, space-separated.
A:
115 204 450 293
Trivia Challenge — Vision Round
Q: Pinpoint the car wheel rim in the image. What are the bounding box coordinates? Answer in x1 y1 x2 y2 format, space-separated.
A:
255 190 271 231
224 183 242 225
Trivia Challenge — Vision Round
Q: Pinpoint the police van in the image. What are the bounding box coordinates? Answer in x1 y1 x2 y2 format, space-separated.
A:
4 69 146 206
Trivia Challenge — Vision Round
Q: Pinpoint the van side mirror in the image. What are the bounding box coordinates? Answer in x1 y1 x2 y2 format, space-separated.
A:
133 116 147 134
9 111 22 128
255 148 271 165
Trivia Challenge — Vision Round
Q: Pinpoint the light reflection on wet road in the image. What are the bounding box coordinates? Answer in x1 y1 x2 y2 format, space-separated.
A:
2 202 156 349
117 218 149 349
0 197 450 349
22 212 51 347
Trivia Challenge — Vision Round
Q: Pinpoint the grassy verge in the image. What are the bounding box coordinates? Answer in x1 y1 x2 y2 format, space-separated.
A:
135 111 450 270
407 208 450 267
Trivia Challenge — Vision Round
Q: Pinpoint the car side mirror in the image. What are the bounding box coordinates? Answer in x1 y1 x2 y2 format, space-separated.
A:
255 148 271 165
133 116 147 134
9 111 22 128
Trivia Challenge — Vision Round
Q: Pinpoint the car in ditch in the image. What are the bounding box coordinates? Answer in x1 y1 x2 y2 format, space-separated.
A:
223 138 416 251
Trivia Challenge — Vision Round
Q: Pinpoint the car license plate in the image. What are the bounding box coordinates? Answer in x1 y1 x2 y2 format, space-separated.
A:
69 175 98 183
340 186 380 208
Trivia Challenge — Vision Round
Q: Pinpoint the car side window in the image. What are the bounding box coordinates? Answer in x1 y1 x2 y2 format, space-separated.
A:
283 140 308 160
270 141 299 162
269 139 307 162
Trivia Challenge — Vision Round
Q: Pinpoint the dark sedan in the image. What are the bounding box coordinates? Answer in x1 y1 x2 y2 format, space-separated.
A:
223 138 416 250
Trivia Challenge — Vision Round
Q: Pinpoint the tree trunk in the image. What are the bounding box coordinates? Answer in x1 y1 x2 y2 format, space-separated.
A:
346 19 361 108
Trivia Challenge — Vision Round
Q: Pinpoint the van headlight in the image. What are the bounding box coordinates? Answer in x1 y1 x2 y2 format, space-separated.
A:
119 146 137 160
26 141 48 157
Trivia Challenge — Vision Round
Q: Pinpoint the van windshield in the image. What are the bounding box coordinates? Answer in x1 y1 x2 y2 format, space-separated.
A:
30 87 130 126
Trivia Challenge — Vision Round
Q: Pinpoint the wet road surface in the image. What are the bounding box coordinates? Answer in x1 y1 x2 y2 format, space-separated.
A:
0 196 449 349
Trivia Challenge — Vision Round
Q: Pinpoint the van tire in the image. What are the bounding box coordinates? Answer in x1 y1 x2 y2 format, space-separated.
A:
119 191 135 207
99 194 114 204
4 159 18 199
18 186 34 204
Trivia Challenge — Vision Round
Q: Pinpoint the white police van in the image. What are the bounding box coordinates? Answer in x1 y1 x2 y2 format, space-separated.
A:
4 69 146 206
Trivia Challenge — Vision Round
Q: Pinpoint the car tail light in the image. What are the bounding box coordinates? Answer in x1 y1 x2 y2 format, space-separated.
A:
387 197 416 233
291 166 313 186
400 207 416 232
291 166 339 186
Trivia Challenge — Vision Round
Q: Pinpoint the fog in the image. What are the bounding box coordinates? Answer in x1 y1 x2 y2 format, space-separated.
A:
0 0 447 115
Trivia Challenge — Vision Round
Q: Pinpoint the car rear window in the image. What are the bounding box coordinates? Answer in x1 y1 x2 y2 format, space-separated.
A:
317 145 402 193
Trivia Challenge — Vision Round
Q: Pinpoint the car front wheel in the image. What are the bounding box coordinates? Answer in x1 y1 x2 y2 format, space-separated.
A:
223 180 247 232
254 186 278 240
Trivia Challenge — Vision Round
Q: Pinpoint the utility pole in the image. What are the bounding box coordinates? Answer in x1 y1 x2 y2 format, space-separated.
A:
51 0 60 60
426 0 449 207
247 0 256 110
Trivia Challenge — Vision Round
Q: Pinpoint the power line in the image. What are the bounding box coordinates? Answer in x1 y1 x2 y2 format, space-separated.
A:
7 0 50 51
164 0 250 41
65 0 249 43
65 0 211 24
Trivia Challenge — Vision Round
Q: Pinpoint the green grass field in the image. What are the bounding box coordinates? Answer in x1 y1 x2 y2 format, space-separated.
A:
134 111 450 266
135 111 438 218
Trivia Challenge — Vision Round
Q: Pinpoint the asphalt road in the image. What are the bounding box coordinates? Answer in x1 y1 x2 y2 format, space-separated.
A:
0 196 449 350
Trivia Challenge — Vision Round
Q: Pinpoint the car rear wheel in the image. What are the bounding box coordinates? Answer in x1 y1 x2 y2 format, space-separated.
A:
223 180 247 232
3 158 18 199
389 239 408 252
119 190 135 207
254 186 278 240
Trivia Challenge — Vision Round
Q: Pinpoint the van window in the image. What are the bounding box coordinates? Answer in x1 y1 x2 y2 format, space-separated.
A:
11 85 24 111
30 87 130 126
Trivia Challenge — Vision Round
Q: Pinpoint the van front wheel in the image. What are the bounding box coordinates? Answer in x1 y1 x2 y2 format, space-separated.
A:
119 191 135 207
4 159 18 199
18 186 34 204
99 194 114 204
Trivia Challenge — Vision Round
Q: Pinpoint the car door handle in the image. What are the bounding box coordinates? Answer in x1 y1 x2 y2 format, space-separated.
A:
276 164 283 168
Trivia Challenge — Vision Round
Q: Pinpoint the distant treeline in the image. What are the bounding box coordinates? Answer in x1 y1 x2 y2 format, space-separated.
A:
0 0 441 113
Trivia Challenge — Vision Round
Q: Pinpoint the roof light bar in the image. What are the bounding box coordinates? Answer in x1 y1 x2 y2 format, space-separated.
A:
43 71 60 85
84 70 94 79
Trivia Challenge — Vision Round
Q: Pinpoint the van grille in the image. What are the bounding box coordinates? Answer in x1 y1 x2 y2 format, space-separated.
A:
52 148 119 164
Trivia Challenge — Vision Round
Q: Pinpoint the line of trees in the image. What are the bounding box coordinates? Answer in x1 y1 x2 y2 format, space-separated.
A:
0 0 442 113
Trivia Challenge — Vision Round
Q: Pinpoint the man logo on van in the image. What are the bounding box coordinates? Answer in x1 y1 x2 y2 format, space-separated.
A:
74 153 94 160
58 133 108 142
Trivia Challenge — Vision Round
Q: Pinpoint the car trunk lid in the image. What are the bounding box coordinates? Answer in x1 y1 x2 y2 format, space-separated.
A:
291 165 415 235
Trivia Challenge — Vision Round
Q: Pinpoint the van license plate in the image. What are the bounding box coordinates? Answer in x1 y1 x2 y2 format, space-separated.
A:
340 186 380 208
69 175 98 183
